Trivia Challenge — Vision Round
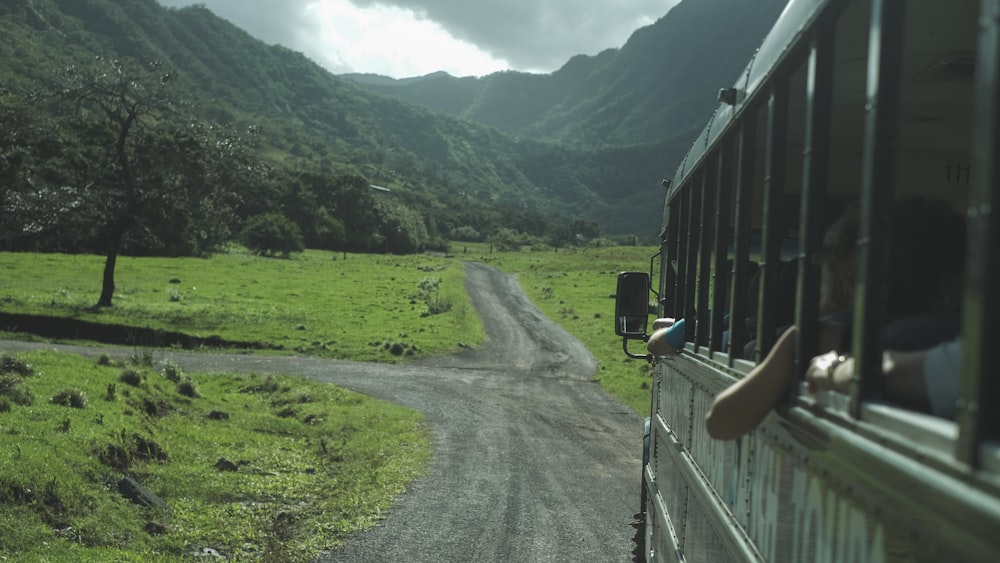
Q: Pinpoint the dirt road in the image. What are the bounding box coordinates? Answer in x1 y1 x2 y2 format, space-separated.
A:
1 262 644 562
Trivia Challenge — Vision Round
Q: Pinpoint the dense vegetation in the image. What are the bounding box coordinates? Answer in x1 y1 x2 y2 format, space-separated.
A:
0 0 660 257
1 0 788 265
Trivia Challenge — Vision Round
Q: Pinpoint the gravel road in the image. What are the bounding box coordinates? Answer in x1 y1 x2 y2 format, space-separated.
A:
1 261 644 562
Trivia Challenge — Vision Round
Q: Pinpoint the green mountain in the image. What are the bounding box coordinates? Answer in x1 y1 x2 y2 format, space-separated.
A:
0 0 785 247
344 0 787 147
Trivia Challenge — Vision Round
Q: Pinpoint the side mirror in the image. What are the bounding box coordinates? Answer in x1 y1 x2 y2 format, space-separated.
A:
615 271 650 338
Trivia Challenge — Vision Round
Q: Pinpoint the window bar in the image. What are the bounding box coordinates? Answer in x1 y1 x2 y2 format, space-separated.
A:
755 78 790 362
673 190 690 321
684 174 702 344
664 202 681 318
956 0 1000 466
711 141 733 355
850 0 905 417
728 119 758 365
795 15 836 377
695 165 716 353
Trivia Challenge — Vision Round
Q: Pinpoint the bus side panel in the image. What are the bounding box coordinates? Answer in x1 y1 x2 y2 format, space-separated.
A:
741 434 796 562
687 371 741 521
646 464 682 563
659 359 694 448
750 428 889 563
650 409 742 563
645 366 682 563
652 360 750 561
652 414 690 551
647 417 686 562
652 358 896 563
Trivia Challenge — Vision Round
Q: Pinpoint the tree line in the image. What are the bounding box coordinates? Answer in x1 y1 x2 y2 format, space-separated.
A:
1 56 607 307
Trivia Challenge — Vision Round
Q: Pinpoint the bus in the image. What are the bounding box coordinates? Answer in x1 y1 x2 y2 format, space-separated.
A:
614 0 999 561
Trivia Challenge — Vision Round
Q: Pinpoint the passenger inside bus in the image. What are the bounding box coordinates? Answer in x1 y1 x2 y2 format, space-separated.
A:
645 259 754 356
673 197 965 440
740 258 797 358
647 206 850 360
834 197 966 351
806 337 963 419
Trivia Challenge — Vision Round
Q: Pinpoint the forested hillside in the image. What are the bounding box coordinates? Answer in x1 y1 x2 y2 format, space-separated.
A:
343 0 787 146
1 0 785 259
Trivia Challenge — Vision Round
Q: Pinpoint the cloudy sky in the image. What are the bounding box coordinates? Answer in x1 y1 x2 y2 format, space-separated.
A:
156 0 681 78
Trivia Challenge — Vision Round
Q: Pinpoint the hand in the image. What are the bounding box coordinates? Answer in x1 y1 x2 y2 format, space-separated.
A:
806 351 853 393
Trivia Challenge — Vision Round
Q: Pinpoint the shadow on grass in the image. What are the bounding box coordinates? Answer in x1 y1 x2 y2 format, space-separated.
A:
0 312 281 351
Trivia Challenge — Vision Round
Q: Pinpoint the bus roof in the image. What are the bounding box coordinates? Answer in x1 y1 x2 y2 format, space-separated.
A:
665 0 977 205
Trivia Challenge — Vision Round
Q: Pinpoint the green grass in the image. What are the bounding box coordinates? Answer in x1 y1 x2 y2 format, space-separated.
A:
0 243 659 559
0 249 484 362
1 244 659 411
0 350 430 561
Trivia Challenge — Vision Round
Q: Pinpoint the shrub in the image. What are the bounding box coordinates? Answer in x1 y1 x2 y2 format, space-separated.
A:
51 388 88 409
177 377 200 398
241 212 305 257
450 225 482 242
0 374 33 406
241 375 286 394
0 354 33 377
119 369 144 387
490 227 536 251
306 207 346 250
160 360 183 382
417 276 452 316
422 298 453 316
130 348 155 368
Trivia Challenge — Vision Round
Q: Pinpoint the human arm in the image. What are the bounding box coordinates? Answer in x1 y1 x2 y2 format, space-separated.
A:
806 342 961 415
705 325 798 440
882 350 933 412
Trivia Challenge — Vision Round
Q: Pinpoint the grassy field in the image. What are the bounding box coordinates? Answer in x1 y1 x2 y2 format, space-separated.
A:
0 244 658 560
0 349 429 561
0 250 484 361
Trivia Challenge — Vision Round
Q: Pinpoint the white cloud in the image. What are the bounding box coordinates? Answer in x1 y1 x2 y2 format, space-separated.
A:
156 0 680 78
302 1 510 77
348 0 673 71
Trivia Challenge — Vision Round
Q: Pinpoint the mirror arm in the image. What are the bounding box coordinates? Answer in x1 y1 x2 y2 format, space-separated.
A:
622 337 652 361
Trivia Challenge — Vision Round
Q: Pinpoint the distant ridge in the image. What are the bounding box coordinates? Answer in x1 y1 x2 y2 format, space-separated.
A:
1 0 786 236
342 0 789 146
